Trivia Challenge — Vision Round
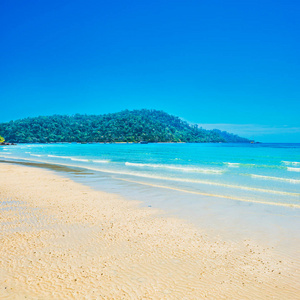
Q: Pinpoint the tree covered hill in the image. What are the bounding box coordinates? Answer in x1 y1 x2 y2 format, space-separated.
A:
212 129 251 143
0 109 251 143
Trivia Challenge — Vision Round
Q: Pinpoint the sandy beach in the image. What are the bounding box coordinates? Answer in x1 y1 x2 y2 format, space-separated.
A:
0 163 299 299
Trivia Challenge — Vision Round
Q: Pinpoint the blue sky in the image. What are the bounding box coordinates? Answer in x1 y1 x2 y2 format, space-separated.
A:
1 0 299 142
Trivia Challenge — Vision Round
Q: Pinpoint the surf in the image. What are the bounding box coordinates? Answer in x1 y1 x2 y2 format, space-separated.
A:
250 174 300 184
125 162 223 174
2 155 299 197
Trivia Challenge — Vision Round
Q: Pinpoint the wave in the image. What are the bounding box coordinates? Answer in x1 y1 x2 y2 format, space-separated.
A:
224 162 240 167
2 155 299 197
48 155 88 161
224 162 289 170
282 161 300 166
47 154 109 163
93 159 110 163
48 155 73 159
25 152 31 154
70 158 89 162
116 173 300 196
250 174 300 184
287 167 300 172
125 162 223 174
114 177 300 209
30 154 43 157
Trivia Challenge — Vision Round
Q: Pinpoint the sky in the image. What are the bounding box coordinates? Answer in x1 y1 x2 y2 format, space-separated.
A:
0 0 299 142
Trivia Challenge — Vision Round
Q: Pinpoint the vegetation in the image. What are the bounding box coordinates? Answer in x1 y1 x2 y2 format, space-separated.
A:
0 135 4 143
0 109 250 143
212 129 252 143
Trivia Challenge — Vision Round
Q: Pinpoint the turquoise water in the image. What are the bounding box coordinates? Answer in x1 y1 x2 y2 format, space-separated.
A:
1 143 300 250
1 143 300 207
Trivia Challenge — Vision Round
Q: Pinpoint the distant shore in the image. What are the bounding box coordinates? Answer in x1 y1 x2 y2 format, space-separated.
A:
0 163 299 299
0 142 16 146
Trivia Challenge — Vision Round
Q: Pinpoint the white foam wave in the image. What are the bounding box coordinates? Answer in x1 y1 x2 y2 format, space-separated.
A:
25 152 31 154
125 162 223 174
48 155 71 159
225 162 240 167
48 155 110 163
93 159 110 163
282 161 300 166
287 167 300 172
30 154 43 157
70 158 89 162
48 155 83 160
48 155 109 163
250 174 300 184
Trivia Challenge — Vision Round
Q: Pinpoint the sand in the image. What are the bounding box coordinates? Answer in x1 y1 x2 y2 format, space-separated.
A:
0 163 299 299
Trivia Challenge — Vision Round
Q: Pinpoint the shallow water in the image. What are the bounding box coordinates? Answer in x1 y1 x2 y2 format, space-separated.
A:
1 143 300 257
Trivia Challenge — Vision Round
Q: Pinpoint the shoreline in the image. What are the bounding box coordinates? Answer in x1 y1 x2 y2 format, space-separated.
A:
1 162 299 299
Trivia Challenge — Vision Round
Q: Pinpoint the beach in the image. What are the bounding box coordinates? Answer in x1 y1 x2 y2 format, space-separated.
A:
0 162 299 299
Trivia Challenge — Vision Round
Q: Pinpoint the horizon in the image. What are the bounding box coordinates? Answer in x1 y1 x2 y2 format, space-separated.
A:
1 1 299 142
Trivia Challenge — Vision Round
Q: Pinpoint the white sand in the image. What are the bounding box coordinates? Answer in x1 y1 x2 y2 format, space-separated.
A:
0 163 299 299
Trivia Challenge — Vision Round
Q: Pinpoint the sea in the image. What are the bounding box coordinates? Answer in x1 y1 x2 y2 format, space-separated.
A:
1 142 300 256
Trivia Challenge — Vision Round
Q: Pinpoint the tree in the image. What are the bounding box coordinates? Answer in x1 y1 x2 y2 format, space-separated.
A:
0 110 250 143
0 135 4 143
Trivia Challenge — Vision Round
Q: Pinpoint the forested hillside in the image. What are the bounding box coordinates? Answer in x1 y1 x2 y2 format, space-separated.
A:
0 109 250 143
212 129 251 143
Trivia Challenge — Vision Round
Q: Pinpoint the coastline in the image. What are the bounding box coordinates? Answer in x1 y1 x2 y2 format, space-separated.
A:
0 162 299 299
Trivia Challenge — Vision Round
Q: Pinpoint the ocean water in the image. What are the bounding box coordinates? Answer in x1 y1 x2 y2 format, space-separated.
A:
1 143 300 253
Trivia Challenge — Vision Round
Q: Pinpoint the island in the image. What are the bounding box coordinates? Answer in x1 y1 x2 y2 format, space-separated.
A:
0 109 251 144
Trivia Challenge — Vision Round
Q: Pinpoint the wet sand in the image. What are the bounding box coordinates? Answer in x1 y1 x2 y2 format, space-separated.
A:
0 163 299 299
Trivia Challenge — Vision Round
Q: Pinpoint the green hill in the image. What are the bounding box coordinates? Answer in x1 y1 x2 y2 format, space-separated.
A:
0 109 250 143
